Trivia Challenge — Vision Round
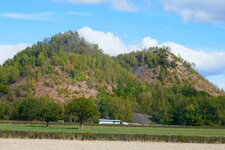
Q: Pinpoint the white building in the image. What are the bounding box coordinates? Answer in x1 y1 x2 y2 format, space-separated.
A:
99 119 121 125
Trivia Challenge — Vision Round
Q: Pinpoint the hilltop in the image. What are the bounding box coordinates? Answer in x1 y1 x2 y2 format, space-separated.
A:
115 48 224 96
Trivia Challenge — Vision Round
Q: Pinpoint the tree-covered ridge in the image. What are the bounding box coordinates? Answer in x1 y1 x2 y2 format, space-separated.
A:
0 31 224 127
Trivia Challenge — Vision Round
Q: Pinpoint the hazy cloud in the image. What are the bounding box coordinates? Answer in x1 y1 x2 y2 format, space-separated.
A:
66 11 93 16
161 0 225 23
110 0 137 12
0 12 55 21
53 0 138 12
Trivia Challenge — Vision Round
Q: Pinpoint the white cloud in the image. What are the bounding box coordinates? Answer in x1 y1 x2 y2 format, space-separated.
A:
0 12 55 21
110 0 137 12
125 37 160 51
78 27 128 55
0 44 29 65
141 37 159 49
53 0 138 12
77 27 225 77
161 0 225 23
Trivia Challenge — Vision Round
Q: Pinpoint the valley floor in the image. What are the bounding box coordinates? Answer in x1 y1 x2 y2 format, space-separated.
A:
0 139 224 150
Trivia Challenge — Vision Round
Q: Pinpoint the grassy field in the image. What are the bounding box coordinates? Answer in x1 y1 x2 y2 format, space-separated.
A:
0 123 225 137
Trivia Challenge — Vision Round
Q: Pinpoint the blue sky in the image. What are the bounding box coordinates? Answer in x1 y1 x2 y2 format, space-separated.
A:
1 0 225 89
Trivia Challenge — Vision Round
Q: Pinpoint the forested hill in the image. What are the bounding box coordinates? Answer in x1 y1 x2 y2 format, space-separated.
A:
0 31 142 102
0 31 225 126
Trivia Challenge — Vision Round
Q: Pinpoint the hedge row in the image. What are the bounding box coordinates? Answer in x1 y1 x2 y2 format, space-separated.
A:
0 130 224 143
0 120 225 129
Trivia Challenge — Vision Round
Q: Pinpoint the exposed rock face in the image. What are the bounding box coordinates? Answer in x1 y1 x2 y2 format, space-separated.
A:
132 65 160 85
131 52 224 96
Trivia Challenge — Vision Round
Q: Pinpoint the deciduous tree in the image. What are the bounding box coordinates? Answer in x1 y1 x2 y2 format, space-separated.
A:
66 98 99 129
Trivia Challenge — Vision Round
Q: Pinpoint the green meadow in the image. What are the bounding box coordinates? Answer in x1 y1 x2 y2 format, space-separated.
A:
0 123 224 137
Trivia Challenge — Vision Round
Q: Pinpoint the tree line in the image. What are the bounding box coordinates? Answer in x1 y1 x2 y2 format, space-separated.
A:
0 97 99 128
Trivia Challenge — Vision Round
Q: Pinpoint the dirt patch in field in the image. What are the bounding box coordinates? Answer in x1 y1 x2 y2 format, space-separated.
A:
0 139 224 150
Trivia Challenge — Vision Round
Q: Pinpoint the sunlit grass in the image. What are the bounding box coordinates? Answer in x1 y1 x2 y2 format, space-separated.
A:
0 123 224 137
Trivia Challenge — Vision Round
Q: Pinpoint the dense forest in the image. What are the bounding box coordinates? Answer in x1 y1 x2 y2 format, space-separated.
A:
0 31 224 126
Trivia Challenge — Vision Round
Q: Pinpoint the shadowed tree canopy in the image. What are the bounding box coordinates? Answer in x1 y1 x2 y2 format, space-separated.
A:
18 98 41 121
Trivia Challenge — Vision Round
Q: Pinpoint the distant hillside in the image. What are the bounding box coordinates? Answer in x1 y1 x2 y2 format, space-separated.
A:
0 31 224 126
115 48 224 96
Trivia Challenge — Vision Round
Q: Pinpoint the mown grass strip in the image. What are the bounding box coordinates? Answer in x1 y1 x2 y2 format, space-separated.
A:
0 130 224 144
